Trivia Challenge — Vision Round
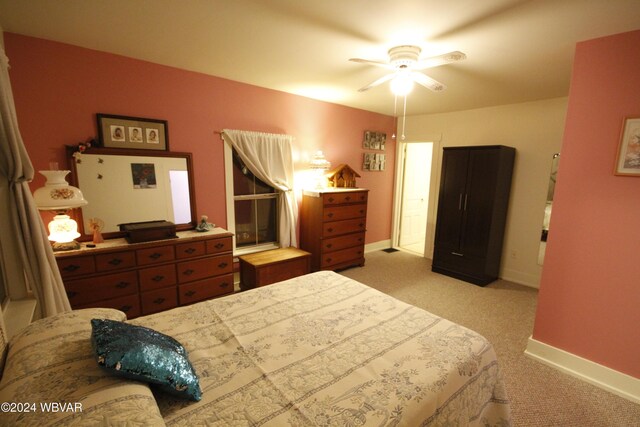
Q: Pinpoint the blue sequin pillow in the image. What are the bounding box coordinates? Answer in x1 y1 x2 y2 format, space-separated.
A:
90 319 202 401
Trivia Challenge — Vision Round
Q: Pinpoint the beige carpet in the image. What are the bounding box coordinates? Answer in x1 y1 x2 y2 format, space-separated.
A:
340 250 640 426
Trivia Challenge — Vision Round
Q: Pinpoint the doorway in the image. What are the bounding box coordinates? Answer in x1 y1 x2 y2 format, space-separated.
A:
397 142 433 256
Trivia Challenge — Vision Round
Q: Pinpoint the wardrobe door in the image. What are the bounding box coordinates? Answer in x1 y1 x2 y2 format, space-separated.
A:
434 149 469 254
460 148 500 258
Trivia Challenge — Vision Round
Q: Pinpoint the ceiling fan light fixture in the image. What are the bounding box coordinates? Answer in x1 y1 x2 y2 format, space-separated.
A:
390 72 414 96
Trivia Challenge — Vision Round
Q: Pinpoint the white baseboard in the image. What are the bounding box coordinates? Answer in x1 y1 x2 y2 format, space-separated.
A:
500 268 540 289
525 336 639 404
364 239 392 254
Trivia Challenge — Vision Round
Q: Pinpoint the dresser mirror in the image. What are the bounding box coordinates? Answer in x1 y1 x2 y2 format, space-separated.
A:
68 147 196 239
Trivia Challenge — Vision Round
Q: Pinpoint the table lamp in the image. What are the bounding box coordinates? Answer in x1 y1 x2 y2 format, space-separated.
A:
33 170 88 251
308 151 331 190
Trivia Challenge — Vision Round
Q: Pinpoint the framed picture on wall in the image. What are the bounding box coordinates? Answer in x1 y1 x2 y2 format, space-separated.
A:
362 130 386 151
614 116 640 176
97 113 169 151
363 153 386 171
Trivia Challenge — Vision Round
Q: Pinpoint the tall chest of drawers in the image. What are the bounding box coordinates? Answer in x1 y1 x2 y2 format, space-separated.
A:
300 189 368 271
55 229 233 319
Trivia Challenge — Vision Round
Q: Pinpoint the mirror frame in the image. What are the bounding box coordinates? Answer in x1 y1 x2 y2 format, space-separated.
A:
66 146 197 241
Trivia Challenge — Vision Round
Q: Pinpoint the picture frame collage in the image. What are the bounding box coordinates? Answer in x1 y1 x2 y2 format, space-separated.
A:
97 113 169 151
362 130 386 171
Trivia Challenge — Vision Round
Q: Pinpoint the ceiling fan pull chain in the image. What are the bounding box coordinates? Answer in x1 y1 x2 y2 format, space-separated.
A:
392 95 398 139
401 95 407 141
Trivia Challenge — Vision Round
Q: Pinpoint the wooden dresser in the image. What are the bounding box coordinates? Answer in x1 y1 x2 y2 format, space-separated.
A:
300 188 368 271
54 228 233 319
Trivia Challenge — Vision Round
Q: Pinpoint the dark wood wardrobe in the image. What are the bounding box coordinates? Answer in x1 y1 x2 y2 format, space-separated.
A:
432 145 515 286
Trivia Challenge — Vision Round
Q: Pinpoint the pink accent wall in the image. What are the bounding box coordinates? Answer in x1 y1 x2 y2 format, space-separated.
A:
533 30 640 377
5 33 395 244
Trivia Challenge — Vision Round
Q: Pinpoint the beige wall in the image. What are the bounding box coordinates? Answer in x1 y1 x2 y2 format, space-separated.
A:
402 97 568 288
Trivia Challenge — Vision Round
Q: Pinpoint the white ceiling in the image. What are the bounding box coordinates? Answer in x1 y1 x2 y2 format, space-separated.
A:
1 0 639 116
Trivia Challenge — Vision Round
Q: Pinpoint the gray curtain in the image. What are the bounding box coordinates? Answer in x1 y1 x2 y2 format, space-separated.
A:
0 28 71 317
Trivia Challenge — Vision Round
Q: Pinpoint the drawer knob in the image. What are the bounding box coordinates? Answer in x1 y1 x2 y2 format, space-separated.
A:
327 213 334 218
67 291 77 298
326 243 333 249
359 209 365 214
327 227 333 233
214 242 224 249
218 262 228 269
220 282 230 288
108 258 123 266
184 247 196 254
120 305 132 312
326 257 332 263
345 196 351 201
152 275 165 282
183 269 194 276
115 281 130 289
328 197 335 203
358 223 364 228
184 290 196 297
149 252 162 260
62 264 81 273
153 298 166 305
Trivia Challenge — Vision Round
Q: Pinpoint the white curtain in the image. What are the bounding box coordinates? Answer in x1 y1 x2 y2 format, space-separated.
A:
0 28 71 317
222 129 298 247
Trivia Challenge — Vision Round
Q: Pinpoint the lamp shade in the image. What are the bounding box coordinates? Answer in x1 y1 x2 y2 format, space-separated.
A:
33 170 88 210
309 151 331 170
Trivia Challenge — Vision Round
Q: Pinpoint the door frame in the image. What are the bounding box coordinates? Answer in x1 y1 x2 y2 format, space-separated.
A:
391 135 443 258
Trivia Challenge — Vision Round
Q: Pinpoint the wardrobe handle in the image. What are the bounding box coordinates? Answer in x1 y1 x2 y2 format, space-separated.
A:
451 252 464 257
463 194 468 211
458 194 463 210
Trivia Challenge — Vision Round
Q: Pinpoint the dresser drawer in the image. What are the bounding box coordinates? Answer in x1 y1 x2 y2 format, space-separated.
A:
57 255 95 278
176 241 206 259
322 218 366 238
95 251 136 272
321 246 364 269
177 254 233 283
141 287 178 315
136 245 175 266
179 274 234 305
66 271 138 306
323 204 367 221
206 237 232 254
138 264 177 291
78 294 141 319
322 232 366 253
323 191 367 206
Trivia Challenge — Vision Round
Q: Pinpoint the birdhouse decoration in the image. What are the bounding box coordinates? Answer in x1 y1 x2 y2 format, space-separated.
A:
326 164 360 188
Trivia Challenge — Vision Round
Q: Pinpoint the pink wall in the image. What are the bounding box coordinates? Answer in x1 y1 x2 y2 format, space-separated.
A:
5 33 395 244
533 30 640 377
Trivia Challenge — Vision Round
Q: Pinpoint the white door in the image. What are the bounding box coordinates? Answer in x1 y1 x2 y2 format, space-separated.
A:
399 143 432 255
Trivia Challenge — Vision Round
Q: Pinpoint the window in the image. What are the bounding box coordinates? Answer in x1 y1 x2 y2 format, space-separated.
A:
225 147 279 253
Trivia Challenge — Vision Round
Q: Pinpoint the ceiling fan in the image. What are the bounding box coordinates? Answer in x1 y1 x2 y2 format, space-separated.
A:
350 45 466 94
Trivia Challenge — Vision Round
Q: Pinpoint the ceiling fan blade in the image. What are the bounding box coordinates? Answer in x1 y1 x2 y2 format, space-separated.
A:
349 58 395 70
413 51 466 70
357 73 395 92
410 72 447 92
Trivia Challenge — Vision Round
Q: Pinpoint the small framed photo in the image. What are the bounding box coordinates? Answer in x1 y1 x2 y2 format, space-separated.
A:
131 163 157 189
614 117 640 176
97 113 168 150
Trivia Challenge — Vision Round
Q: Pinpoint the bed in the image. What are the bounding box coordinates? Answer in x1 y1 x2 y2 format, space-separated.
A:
0 271 511 426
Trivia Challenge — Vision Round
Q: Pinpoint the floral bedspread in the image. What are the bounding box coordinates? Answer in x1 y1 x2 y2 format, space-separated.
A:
132 270 511 426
